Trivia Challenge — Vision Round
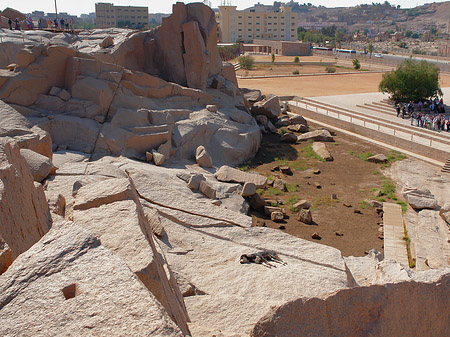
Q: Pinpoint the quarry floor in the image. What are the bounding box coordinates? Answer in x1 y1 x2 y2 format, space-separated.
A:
246 122 407 257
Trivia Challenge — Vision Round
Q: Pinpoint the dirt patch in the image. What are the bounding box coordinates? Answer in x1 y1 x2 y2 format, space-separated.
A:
237 64 361 77
245 122 408 257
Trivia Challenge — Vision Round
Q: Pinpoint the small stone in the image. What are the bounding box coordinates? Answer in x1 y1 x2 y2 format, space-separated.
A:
199 180 216 199
58 89 71 101
313 169 321 175
195 145 213 168
206 105 218 112
280 166 293 175
94 115 106 123
314 182 321 189
273 179 286 192
145 151 153 162
242 182 257 197
211 200 221 206
354 210 362 214
280 133 297 143
378 227 384 233
264 206 285 217
378 234 384 240
49 86 61 96
6 63 18 71
271 166 280 172
330 194 338 200
278 225 286 230
312 232 321 240
100 36 114 48
152 150 165 166
47 115 55 120
271 211 284 222
187 174 205 190
292 200 311 211
343 203 352 207
335 231 344 237
298 209 312 224
367 154 388 163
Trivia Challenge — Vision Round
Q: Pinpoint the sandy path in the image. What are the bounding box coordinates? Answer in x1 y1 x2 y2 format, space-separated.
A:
238 73 450 98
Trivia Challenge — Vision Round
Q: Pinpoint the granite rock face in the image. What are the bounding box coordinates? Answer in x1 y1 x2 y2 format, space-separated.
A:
0 220 184 337
0 140 51 274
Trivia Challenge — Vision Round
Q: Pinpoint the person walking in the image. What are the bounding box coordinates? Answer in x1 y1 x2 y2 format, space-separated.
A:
396 103 401 117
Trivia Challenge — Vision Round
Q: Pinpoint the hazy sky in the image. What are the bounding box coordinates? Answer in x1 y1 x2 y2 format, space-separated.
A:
6 0 448 16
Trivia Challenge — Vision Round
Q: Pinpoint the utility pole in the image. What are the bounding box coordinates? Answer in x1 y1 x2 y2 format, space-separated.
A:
55 0 58 20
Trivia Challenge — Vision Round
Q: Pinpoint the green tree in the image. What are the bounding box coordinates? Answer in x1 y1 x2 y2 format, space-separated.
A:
271 52 276 63
238 55 254 70
293 56 300 63
353 58 361 70
378 59 442 102
368 41 373 58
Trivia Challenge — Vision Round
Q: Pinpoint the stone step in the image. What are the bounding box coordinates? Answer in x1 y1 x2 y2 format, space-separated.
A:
442 157 450 173
383 202 409 267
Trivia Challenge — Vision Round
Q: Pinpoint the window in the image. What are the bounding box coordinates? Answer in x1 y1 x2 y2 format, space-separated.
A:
256 28 260 31
256 22 260 25
268 22 271 25
281 28 284 31
238 16 242 18
248 16 251 19
256 16 260 19
268 29 271 31
281 35 284 37
238 22 242 25
238 28 242 31
248 35 252 38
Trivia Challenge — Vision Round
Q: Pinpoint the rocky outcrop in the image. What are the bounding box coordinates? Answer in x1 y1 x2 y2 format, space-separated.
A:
252 271 450 337
403 187 439 210
20 148 57 182
0 220 184 336
0 140 51 274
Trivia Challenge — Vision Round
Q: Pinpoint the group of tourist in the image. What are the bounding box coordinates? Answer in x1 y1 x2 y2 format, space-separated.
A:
395 98 449 132
6 17 74 32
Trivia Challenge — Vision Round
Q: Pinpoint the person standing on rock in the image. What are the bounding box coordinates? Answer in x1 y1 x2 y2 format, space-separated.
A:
14 18 20 30
8 18 12 30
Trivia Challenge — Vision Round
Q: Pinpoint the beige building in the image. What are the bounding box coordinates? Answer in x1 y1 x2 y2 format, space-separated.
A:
218 5 298 43
95 3 148 30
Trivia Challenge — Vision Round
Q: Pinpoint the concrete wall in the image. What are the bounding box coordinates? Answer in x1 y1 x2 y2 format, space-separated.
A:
289 104 448 163
253 39 311 56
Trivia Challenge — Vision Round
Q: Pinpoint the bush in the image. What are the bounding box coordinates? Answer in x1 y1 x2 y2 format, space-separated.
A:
271 52 276 63
293 69 299 75
352 58 361 70
325 66 336 73
293 56 300 63
379 59 442 102
238 55 254 70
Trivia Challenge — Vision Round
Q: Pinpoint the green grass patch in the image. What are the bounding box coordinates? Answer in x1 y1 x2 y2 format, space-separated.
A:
379 180 396 199
380 150 407 169
302 145 326 162
263 188 284 196
403 229 416 268
349 150 374 161
397 200 408 213
279 128 288 135
312 197 340 209
286 183 300 193
358 200 371 209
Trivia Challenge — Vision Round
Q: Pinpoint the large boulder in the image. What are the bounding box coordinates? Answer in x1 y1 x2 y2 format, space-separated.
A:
71 176 190 334
251 96 281 119
195 145 213 168
215 165 267 188
297 129 334 142
0 140 51 274
403 187 439 210
312 142 333 161
20 148 57 182
0 220 184 336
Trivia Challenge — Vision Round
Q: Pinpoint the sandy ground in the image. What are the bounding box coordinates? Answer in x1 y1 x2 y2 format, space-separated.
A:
237 64 362 77
248 122 399 257
238 72 450 97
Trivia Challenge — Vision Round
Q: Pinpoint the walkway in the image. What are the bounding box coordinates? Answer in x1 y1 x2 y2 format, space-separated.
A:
383 203 409 266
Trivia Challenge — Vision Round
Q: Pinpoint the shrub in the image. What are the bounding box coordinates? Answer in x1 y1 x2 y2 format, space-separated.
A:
271 52 275 63
352 58 361 70
325 66 336 73
293 69 299 75
238 55 255 70
293 56 300 63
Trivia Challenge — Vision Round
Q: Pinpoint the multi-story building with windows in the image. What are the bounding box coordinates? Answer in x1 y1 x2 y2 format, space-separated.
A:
95 2 148 30
217 5 298 43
